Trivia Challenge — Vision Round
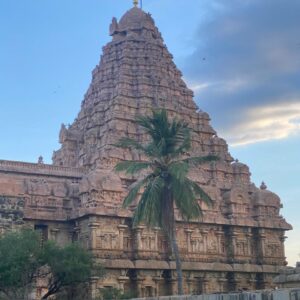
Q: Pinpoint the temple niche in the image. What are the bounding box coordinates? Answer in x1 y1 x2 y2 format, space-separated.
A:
222 187 250 218
0 4 292 298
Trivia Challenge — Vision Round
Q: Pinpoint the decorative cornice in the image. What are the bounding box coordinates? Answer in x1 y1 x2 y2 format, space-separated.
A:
0 159 84 178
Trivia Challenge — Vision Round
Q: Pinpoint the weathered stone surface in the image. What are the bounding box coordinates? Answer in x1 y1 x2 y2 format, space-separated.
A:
274 262 300 288
0 5 292 299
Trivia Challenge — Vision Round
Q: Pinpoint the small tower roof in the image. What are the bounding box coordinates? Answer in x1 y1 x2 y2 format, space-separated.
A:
118 7 155 31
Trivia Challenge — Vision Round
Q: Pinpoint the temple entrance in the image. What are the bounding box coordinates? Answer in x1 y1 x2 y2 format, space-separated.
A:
158 270 172 295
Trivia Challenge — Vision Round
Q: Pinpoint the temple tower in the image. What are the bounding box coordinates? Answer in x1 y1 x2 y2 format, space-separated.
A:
0 5 292 297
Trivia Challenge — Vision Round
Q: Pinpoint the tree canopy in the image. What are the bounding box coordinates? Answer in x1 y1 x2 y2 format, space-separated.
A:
0 229 103 300
115 109 218 294
0 229 42 299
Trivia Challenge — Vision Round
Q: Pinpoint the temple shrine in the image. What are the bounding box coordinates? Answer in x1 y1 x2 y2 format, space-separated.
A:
0 3 292 297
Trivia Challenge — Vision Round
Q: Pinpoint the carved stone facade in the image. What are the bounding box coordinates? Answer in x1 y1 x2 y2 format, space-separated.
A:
0 6 292 298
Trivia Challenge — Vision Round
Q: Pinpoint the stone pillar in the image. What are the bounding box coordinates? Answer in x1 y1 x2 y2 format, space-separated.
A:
153 276 161 296
279 233 287 263
217 274 227 293
90 276 99 299
187 278 196 294
154 227 160 251
216 229 223 254
231 230 238 258
201 229 208 252
118 275 129 292
259 229 266 259
135 226 144 251
118 224 128 250
202 278 209 294
88 222 99 250
185 228 193 253
50 228 59 242
246 229 252 257
136 277 144 297
170 278 177 295
248 277 257 290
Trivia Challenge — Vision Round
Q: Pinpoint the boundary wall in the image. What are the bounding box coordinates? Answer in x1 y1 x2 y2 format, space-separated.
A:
131 289 300 300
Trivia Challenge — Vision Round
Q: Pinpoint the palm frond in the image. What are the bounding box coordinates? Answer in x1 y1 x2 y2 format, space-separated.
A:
136 110 192 158
132 176 164 227
168 161 189 182
114 109 214 229
113 137 146 152
115 161 152 175
171 177 202 220
169 123 191 156
123 174 154 208
189 180 213 207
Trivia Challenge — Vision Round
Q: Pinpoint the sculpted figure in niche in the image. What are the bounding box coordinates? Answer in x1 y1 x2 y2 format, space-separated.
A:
207 230 218 254
266 244 280 257
158 237 168 252
142 235 153 250
191 231 204 253
52 182 67 198
99 233 119 250
123 236 132 250
27 179 50 196
236 240 247 256
191 238 204 253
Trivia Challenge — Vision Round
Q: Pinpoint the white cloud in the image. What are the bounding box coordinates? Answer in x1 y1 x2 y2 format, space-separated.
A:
285 229 300 266
220 101 300 146
183 0 300 148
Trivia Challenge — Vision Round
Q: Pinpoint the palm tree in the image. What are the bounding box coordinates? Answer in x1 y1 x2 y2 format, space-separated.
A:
114 109 218 295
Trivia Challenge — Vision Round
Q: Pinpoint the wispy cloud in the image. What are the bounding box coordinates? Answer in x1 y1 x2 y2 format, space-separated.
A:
182 0 300 146
222 101 300 146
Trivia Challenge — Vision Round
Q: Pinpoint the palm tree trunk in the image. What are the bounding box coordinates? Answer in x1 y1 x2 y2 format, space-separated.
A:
170 224 184 295
163 187 184 295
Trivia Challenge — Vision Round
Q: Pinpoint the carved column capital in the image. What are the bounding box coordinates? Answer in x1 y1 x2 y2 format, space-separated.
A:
118 224 128 231
88 222 100 229
88 222 100 250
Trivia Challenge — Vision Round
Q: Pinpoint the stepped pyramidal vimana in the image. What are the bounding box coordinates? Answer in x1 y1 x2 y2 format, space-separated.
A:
0 3 292 298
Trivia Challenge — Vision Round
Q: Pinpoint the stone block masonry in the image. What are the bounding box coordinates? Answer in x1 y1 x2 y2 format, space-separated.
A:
0 4 292 299
131 288 300 300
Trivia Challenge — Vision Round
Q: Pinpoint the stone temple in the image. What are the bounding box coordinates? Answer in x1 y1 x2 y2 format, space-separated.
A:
0 4 292 297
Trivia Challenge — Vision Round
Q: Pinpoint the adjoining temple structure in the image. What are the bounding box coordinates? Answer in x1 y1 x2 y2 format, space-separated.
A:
0 4 292 297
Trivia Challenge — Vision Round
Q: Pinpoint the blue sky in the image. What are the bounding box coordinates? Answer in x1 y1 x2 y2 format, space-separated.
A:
0 0 299 265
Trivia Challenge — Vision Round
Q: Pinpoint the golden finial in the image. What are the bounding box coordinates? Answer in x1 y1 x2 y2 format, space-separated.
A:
133 0 138 7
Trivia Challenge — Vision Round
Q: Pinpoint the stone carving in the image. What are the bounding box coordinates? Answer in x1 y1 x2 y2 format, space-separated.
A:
0 196 25 231
190 230 204 253
206 229 218 254
25 179 50 196
98 232 119 250
0 5 293 298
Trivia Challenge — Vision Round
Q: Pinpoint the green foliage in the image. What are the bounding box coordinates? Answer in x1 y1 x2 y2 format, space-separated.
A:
114 109 219 295
0 229 42 299
115 161 151 174
115 109 218 229
99 287 137 300
0 230 104 300
40 242 104 299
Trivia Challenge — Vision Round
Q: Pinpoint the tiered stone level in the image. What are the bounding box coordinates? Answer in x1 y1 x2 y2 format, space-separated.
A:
0 6 291 297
